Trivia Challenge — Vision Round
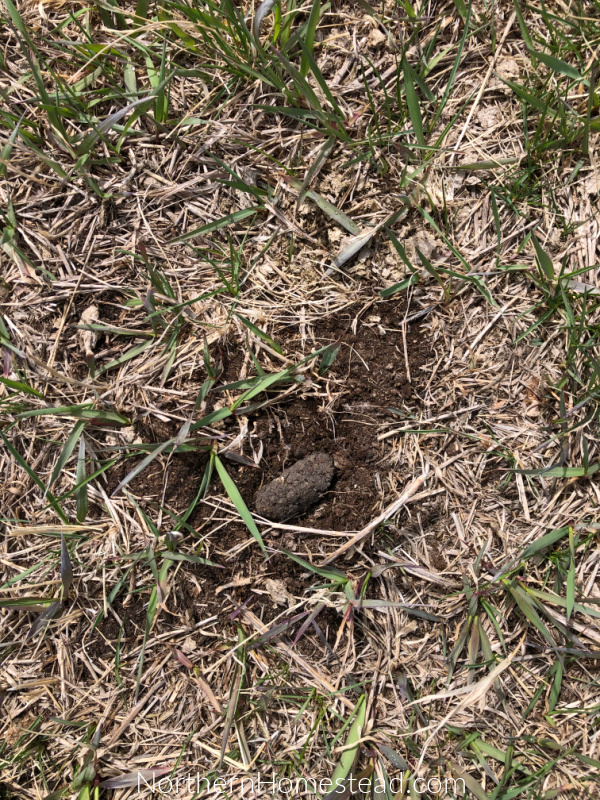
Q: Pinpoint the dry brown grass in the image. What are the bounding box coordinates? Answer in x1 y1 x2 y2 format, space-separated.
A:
1 0 600 798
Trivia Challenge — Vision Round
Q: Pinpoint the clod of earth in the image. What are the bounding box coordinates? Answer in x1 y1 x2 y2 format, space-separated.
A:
255 452 335 521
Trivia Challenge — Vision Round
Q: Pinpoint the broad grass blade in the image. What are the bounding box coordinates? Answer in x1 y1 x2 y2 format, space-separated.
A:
529 49 581 79
528 587 600 620
330 695 367 787
318 341 341 375
231 368 290 411
520 526 570 560
300 0 322 78
169 208 261 244
214 455 266 554
0 597 55 610
0 377 44 398
404 59 425 147
506 581 556 648
48 420 85 490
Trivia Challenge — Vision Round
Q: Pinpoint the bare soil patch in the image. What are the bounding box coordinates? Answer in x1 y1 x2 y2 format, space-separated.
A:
240 304 428 509
135 300 433 629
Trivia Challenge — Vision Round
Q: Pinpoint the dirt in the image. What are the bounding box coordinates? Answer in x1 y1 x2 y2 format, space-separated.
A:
106 416 209 510
180 300 432 629
255 452 335 521
15 297 435 667
92 299 433 650
226 299 430 533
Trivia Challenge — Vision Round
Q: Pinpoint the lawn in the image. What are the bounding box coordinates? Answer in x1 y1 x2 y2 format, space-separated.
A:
0 0 599 798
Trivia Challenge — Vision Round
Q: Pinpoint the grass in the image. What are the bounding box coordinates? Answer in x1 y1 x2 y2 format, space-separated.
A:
1 0 600 798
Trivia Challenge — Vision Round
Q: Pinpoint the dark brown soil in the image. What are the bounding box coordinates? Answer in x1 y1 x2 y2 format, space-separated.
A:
180 300 432 627
92 298 433 652
106 416 209 511
228 299 431 533
88 595 148 663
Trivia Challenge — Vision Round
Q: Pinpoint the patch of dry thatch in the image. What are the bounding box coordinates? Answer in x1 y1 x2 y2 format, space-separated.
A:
1 1 599 798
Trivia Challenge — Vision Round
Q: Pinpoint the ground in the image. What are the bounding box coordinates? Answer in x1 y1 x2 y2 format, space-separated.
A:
1 1 600 799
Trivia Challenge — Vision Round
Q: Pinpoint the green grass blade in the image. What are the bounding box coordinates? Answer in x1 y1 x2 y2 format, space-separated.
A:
296 40 345 121
48 420 86 490
279 548 346 582
214 455 266 554
134 0 150 25
60 533 73 596
582 66 597 157
404 59 425 148
297 136 334 209
447 616 472 683
17 406 130 427
0 431 68 523
75 437 88 523
0 597 55 609
330 695 366 786
379 274 420 297
0 376 44 398
231 368 291 411
96 337 154 375
512 0 534 60
521 526 570 560
547 658 563 712
190 406 232 432
318 341 341 375
566 529 576 620
505 581 556 648
497 77 558 114
169 208 261 244
430 0 472 129
134 583 159 702
528 587 600 620
300 0 321 78
532 233 555 281
235 313 283 354
285 176 359 233
111 438 173 496
161 551 221 568
529 49 581 80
